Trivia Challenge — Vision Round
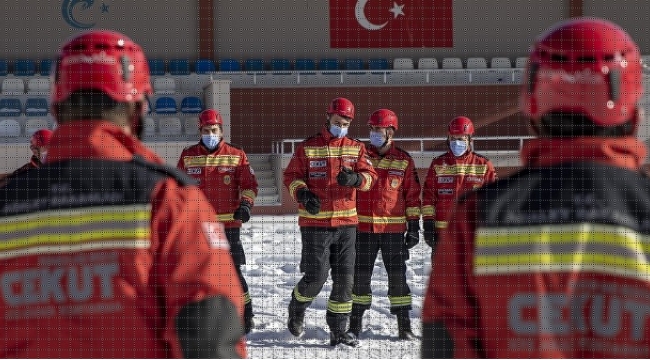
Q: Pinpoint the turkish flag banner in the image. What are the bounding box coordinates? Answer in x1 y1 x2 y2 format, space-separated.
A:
330 0 453 48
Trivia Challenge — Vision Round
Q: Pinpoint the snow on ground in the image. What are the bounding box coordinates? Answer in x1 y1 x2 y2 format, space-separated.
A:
240 215 432 359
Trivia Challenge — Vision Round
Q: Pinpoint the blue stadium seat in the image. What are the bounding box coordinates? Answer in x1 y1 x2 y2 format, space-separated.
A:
344 59 364 70
319 58 339 71
219 59 241 71
169 59 190 75
148 59 166 75
180 96 203 114
368 58 389 70
195 59 216 74
270 59 292 71
0 60 8 76
295 59 316 71
245 59 265 71
25 98 48 116
14 59 36 76
0 98 22 117
40 59 53 76
154 97 177 114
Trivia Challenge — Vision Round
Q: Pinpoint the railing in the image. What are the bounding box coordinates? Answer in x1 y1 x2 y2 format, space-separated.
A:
273 136 535 155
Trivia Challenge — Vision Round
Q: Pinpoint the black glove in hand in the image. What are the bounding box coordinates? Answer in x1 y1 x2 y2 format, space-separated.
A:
297 188 321 215
337 167 362 187
233 200 252 223
423 220 437 249
404 220 420 249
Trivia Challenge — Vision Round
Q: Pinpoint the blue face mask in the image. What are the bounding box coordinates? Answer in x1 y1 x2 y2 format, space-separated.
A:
202 134 221 150
369 131 386 148
449 140 468 157
329 124 348 138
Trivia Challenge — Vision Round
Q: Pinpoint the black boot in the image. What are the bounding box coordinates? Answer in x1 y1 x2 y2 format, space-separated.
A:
244 303 254 334
288 311 305 337
348 307 365 337
397 313 417 340
330 331 359 347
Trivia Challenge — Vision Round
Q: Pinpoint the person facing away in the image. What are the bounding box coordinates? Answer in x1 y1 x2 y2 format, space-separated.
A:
350 108 422 341
283 97 378 347
0 30 247 358
176 107 259 334
0 129 53 188
421 17 650 358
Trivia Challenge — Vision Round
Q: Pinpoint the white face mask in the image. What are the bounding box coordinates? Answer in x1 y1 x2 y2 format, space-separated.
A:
449 140 468 157
202 134 221 150
329 124 348 138
369 131 386 148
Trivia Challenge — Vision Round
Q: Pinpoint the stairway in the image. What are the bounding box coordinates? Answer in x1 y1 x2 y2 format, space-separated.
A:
248 154 281 206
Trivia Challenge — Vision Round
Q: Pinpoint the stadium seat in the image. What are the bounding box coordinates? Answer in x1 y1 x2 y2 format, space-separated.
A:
184 117 199 135
515 57 528 68
142 117 156 136
2 78 25 95
393 58 414 70
148 59 166 75
318 58 339 71
158 117 182 136
154 97 177 114
344 59 364 70
40 59 53 76
368 58 389 70
153 77 175 94
466 57 487 69
295 59 316 71
0 60 8 76
417 58 439 69
0 98 22 117
195 59 216 74
245 59 265 72
442 58 463 69
25 118 50 136
169 59 190 75
0 119 20 137
25 98 48 116
219 59 241 71
26 78 50 95
180 96 203 114
490 57 512 68
271 59 292 71
14 59 36 76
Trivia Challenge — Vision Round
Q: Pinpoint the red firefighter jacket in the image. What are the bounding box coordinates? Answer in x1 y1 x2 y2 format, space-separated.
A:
356 143 421 233
0 121 246 358
421 137 650 358
284 127 377 228
177 141 258 228
422 150 496 230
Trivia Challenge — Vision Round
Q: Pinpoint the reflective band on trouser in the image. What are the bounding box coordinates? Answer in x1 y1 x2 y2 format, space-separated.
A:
327 299 353 314
357 215 406 225
298 208 357 219
352 294 372 306
244 291 251 305
405 207 421 217
288 180 307 199
293 286 315 303
389 295 412 308
435 221 448 229
0 204 152 259
421 205 435 217
474 223 650 282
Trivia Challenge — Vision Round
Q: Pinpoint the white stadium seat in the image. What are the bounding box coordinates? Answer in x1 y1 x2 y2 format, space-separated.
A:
184 116 199 135
393 58 414 70
441 58 463 69
2 78 25 95
417 58 439 69
25 118 50 136
515 57 529 68
158 117 182 136
0 119 21 137
26 78 50 95
153 77 176 94
143 117 156 136
490 57 512 68
466 57 487 69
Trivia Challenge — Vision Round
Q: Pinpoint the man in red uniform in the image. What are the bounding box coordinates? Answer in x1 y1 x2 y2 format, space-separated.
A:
349 109 421 340
177 108 259 334
421 116 496 256
284 97 377 347
0 129 52 187
0 30 247 358
422 18 650 358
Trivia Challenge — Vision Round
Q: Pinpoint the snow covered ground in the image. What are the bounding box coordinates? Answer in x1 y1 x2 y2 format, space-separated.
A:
240 215 432 359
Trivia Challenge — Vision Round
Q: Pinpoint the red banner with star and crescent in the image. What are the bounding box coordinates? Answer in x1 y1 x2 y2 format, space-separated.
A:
329 0 453 48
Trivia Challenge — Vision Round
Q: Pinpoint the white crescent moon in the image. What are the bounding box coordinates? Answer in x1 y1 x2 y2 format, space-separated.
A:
355 0 388 31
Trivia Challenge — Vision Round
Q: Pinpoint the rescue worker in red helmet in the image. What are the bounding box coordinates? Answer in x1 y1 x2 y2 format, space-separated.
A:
284 97 377 347
349 109 421 340
0 30 246 358
177 107 259 334
422 18 650 358
422 116 496 257
0 129 53 187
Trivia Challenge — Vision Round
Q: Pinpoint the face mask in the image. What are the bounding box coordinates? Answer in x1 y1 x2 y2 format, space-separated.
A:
329 124 348 138
449 140 468 157
202 134 221 150
369 131 386 148
39 151 47 163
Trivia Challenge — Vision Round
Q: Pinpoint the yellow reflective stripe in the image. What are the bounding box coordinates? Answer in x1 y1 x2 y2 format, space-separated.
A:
298 208 357 219
434 164 487 176
435 221 448 229
352 294 372 305
183 155 241 167
327 300 353 313
357 215 406 224
375 158 409 171
293 287 315 302
389 295 412 307
217 213 235 222
0 240 151 260
241 189 257 201
289 180 307 199
405 207 421 217
304 146 361 158
359 172 373 191
421 205 435 217
244 292 251 305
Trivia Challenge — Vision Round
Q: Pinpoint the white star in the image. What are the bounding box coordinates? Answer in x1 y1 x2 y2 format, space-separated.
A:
389 2 405 19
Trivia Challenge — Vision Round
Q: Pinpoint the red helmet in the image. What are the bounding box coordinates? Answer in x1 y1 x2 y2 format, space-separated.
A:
30 129 53 147
51 30 152 104
327 97 355 119
520 18 643 127
368 109 398 130
199 109 223 127
448 116 475 136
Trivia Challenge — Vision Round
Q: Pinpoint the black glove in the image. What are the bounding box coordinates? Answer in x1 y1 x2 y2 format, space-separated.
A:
233 200 252 223
404 220 420 249
297 188 321 215
337 167 362 187
423 220 437 250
